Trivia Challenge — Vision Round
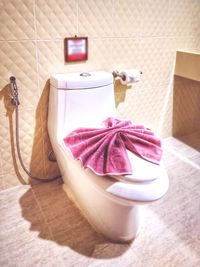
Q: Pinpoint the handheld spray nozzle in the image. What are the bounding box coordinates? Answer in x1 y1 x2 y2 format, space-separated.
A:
9 76 20 106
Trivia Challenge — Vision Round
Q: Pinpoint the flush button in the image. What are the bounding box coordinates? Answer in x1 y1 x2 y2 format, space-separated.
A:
80 72 91 77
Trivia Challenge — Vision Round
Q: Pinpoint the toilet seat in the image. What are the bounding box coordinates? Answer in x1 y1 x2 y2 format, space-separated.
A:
107 150 168 202
106 166 168 203
112 150 163 183
60 141 169 204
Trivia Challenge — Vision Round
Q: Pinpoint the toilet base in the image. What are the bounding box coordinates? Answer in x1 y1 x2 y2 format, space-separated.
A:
60 154 144 243
62 183 143 243
63 183 104 236
55 142 144 243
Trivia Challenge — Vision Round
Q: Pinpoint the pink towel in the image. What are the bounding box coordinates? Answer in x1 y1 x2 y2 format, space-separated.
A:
63 117 163 176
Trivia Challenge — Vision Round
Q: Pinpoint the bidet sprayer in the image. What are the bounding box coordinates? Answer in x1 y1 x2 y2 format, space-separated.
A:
9 76 20 106
8 75 60 182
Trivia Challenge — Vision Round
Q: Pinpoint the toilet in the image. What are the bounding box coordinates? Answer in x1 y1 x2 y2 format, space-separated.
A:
47 71 169 243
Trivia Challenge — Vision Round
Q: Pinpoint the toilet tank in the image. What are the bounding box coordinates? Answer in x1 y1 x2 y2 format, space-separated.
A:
48 71 116 143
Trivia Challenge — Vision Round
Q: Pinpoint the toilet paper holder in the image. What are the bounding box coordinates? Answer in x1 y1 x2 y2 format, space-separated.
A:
112 70 142 81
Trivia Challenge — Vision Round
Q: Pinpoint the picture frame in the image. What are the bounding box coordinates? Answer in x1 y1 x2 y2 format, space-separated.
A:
64 37 88 62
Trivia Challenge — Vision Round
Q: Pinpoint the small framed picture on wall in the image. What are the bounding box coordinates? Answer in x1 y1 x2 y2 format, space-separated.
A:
64 37 88 62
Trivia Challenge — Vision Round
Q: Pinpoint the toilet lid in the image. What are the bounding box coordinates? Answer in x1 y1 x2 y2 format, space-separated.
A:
111 150 163 183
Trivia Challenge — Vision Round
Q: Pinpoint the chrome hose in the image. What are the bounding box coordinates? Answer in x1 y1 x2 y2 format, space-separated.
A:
10 76 61 182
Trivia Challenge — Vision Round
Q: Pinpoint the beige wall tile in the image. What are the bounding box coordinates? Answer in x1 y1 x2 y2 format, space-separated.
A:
140 0 169 37
37 41 65 90
0 113 17 175
27 106 46 178
111 38 142 71
35 0 78 39
0 83 13 116
0 41 39 110
193 0 200 38
88 38 113 71
78 0 113 37
113 0 141 37
175 37 200 52
167 0 198 37
0 0 35 40
116 83 173 135
0 108 45 180
40 105 60 178
139 37 175 88
0 113 30 184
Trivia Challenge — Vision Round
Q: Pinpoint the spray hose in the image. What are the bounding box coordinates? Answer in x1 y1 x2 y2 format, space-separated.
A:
9 76 61 182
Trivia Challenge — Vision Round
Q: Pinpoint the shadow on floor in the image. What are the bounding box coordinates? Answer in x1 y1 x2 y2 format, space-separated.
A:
19 179 131 259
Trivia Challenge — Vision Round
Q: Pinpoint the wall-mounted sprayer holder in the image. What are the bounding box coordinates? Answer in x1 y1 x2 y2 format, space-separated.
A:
10 76 20 106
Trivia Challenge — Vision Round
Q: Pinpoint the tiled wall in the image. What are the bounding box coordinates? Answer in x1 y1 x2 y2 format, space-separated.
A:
0 0 200 189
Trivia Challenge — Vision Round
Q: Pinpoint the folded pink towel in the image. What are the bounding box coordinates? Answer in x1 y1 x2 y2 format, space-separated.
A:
63 117 163 176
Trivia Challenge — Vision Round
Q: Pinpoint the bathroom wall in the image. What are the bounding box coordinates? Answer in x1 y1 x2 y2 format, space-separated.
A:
0 0 199 189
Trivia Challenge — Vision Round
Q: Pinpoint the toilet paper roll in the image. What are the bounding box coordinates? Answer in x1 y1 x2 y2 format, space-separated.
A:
120 69 141 85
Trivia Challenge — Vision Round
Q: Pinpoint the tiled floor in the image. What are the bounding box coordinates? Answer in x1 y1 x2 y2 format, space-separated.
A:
0 134 200 267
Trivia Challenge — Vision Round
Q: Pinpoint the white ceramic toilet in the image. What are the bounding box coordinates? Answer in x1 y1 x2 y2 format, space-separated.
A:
47 71 169 243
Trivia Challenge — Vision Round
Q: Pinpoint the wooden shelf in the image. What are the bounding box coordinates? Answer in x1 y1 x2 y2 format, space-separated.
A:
175 51 200 82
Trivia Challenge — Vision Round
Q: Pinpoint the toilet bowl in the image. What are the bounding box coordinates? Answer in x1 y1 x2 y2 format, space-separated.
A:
47 71 169 242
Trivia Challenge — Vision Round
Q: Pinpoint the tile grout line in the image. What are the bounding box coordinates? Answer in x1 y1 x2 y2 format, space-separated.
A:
33 0 40 91
33 0 46 177
111 0 114 69
0 35 197 43
76 0 79 35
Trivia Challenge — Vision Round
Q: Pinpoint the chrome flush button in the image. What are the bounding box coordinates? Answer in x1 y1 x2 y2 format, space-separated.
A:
80 72 91 77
